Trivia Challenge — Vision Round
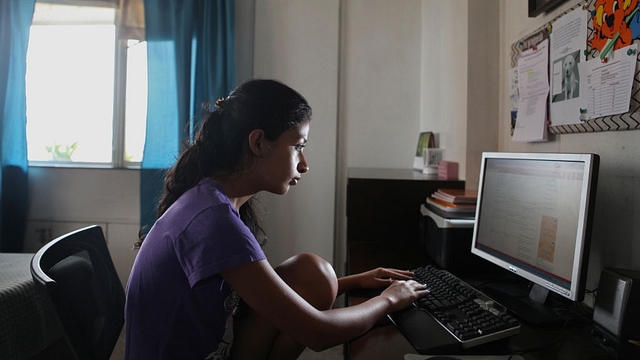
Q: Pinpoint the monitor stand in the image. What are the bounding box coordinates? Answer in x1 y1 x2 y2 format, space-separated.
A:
480 282 563 326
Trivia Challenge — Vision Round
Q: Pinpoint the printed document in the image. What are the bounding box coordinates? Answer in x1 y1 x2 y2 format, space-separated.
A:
513 38 549 142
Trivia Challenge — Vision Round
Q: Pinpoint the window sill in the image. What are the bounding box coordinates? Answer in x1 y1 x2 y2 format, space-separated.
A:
27 162 141 170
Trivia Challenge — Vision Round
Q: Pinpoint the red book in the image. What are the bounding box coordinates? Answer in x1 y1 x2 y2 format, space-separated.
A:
432 188 478 204
426 196 476 213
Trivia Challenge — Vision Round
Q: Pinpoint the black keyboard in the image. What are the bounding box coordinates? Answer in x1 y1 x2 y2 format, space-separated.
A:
410 265 521 348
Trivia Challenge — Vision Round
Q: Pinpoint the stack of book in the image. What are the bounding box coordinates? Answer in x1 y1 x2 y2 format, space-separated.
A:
426 188 478 214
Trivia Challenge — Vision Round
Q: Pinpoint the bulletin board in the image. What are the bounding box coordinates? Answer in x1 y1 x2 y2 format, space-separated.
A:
510 0 640 135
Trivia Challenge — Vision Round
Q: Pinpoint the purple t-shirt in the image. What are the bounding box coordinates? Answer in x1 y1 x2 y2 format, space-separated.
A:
124 178 266 360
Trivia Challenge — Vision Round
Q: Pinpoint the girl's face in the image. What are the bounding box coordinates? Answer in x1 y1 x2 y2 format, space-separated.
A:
255 121 310 195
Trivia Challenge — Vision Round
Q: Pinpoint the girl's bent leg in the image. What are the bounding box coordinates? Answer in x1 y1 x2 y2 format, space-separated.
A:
232 253 338 360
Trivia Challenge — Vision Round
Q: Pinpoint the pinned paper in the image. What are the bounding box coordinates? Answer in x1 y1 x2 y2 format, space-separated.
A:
549 6 588 127
513 38 549 142
580 43 638 120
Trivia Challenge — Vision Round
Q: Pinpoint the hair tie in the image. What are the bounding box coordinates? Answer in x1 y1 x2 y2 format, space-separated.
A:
215 97 225 111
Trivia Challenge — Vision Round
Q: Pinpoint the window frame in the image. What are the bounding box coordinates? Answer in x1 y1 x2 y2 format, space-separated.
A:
26 3 145 169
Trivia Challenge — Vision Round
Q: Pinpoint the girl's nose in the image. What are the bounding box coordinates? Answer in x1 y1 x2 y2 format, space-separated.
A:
298 156 309 173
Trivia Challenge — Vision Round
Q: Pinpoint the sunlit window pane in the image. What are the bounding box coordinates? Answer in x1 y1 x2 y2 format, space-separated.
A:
124 40 147 163
26 24 115 163
25 3 146 168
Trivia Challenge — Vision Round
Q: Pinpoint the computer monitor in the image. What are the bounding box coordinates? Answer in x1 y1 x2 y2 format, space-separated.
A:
470 152 599 324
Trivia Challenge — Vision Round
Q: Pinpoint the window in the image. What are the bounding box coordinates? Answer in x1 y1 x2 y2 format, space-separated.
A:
26 2 147 167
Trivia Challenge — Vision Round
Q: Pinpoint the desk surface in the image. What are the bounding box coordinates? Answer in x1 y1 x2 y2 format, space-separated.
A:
347 290 610 360
0 253 63 360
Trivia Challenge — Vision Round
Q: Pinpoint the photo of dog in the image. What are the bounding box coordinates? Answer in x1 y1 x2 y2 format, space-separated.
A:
552 50 581 103
562 53 579 100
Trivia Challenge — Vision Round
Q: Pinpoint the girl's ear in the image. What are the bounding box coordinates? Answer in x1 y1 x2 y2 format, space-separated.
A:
248 129 268 156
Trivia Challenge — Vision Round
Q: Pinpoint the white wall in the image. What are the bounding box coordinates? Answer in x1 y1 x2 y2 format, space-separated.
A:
421 0 469 181
467 0 500 189
340 0 423 169
251 0 340 267
24 167 139 287
500 0 640 304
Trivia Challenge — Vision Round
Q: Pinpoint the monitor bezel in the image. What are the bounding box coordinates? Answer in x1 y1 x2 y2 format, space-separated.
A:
470 152 599 302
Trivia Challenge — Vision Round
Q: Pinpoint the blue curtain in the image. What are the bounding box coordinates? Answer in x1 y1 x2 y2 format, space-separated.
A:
140 0 235 231
0 0 35 252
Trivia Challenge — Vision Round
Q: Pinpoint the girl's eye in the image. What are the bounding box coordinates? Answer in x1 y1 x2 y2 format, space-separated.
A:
295 144 306 152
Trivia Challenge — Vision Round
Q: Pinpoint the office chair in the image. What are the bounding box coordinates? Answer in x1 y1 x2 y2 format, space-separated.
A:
30 225 125 360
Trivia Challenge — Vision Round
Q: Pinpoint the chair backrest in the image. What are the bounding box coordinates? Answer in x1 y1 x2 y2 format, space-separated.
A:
30 225 125 360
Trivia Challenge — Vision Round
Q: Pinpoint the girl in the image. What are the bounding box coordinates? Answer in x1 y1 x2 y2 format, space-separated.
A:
124 79 429 360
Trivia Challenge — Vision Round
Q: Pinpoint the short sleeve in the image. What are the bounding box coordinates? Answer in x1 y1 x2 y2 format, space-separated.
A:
173 204 266 287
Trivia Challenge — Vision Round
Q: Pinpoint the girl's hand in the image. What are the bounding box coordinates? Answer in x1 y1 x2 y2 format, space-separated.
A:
380 279 430 313
347 267 415 290
359 267 414 289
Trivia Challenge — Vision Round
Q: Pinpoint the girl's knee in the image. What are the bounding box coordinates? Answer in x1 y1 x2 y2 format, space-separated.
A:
275 252 338 310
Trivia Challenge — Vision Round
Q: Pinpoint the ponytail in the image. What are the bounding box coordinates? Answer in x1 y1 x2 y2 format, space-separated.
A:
135 79 311 249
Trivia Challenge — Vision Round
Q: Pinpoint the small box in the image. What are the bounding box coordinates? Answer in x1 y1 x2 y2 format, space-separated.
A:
419 204 492 273
438 161 459 180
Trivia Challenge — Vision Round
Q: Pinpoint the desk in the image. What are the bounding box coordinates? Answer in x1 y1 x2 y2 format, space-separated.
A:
346 284 611 360
0 253 65 360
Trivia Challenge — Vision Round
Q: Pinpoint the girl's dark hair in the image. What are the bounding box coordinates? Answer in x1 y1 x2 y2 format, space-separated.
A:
136 79 312 248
